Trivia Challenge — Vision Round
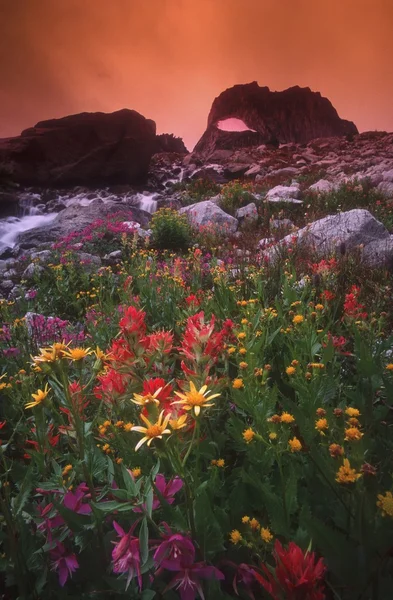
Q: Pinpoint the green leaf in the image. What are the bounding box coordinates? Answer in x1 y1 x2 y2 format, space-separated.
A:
92 500 134 513
121 463 137 496
54 502 91 532
12 466 34 516
139 517 149 566
194 490 224 559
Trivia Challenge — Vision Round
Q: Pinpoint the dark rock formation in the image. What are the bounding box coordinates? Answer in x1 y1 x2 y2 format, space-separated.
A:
194 83 358 156
0 109 156 186
194 129 268 156
154 133 188 154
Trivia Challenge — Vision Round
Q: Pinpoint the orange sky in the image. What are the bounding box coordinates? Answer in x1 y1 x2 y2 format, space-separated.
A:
1 0 392 150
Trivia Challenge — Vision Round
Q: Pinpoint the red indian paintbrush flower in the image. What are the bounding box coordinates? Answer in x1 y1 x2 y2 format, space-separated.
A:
119 306 146 337
254 540 326 600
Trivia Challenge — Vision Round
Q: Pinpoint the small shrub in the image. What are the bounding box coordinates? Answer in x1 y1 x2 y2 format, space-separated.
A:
150 208 192 250
219 180 256 216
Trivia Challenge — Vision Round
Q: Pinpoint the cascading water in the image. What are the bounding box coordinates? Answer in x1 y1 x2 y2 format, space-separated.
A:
136 192 158 214
0 192 58 249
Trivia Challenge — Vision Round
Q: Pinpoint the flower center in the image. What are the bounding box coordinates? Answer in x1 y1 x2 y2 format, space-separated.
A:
186 392 206 406
146 424 163 438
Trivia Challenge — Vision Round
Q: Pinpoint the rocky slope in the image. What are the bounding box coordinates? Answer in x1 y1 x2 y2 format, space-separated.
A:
194 83 358 157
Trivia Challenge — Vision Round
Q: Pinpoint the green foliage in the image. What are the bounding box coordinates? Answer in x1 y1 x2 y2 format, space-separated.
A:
174 177 220 206
219 180 257 216
150 208 192 250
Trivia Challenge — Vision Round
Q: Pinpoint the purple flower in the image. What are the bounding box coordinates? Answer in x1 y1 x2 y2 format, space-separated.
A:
3 347 20 358
134 474 183 513
154 530 195 571
64 483 92 515
164 561 225 600
112 521 142 590
50 542 79 587
232 563 257 600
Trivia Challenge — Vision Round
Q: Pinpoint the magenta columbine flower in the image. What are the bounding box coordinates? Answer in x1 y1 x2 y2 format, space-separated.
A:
50 542 79 587
156 527 225 600
63 483 92 515
112 521 142 590
164 561 225 600
154 530 195 570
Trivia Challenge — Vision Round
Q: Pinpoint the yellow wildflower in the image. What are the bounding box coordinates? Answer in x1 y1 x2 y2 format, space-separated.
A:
386 364 393 371
132 387 162 407
292 315 304 324
63 347 93 361
228 347 236 355
286 366 296 376
243 428 255 443
25 384 50 410
315 418 328 432
237 332 246 340
344 427 363 442
249 518 260 530
242 516 250 523
345 407 361 417
336 459 361 484
169 414 188 430
123 422 134 432
377 491 393 517
281 412 295 424
239 361 248 369
131 467 142 478
269 432 277 440
288 437 302 452
315 304 324 310
131 410 171 451
233 378 244 389
62 464 73 476
216 458 225 468
174 381 220 417
260 527 273 543
230 530 242 544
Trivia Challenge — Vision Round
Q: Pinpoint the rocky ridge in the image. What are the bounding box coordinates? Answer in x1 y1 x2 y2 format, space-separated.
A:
194 83 358 157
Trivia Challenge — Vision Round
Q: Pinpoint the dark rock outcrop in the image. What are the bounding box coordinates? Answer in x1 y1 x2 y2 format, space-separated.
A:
154 134 188 154
0 109 156 186
194 83 358 156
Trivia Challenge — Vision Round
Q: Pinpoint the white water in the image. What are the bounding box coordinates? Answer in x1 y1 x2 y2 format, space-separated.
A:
0 213 58 248
136 192 158 214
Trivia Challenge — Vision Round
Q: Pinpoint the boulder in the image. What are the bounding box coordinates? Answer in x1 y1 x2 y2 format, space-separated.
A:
179 200 238 233
0 109 156 186
17 200 151 248
266 209 393 268
265 184 302 204
236 203 258 223
308 179 335 194
194 83 358 156
377 181 393 197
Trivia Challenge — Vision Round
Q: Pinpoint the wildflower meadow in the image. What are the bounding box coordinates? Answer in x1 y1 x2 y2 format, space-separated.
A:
1 196 393 600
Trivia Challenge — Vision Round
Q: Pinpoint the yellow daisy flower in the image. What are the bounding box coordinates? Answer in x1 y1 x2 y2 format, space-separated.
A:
173 381 220 417
131 410 171 451
25 383 50 409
